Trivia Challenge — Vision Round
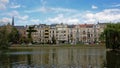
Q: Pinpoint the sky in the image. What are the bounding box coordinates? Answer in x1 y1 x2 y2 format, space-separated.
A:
0 0 120 26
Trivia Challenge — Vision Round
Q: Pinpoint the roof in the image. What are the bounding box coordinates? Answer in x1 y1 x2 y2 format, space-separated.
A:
67 25 75 28
14 26 26 29
79 24 94 28
97 23 108 25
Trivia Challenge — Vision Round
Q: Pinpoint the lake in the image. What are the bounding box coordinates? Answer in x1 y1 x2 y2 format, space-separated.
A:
0 46 120 68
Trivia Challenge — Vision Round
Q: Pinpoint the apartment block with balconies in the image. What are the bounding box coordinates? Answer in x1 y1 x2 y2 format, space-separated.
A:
56 23 69 44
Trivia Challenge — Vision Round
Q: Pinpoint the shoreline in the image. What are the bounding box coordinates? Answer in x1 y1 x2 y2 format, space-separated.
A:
9 44 106 49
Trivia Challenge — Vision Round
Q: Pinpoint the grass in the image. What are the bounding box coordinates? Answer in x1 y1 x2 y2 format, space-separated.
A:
9 43 106 49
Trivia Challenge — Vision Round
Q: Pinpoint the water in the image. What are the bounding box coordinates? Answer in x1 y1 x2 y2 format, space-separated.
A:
0 47 120 68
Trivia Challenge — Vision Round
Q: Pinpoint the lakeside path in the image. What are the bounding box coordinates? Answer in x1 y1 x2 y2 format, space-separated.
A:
9 44 106 49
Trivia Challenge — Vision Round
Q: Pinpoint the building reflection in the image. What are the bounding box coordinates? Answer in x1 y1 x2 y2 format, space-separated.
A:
2 47 118 68
8 48 106 68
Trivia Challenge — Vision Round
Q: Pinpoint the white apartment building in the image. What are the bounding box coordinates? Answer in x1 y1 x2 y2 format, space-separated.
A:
56 23 69 44
68 25 76 44
78 24 95 44
49 24 57 44
30 23 106 44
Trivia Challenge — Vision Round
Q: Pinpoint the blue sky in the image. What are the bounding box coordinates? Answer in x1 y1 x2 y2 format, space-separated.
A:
0 0 120 26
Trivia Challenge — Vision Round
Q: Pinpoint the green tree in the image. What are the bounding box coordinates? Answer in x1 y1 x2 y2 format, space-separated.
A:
0 27 9 49
26 26 37 43
52 35 56 44
99 32 105 43
8 27 20 44
101 23 120 49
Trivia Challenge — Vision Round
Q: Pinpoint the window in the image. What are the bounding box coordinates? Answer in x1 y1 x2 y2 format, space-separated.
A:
45 30 48 32
63 31 65 33
83 31 86 34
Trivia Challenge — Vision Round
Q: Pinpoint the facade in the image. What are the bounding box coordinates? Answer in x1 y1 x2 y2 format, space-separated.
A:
95 23 107 42
56 23 68 44
78 24 95 44
31 23 106 44
31 24 46 43
68 25 75 44
43 25 50 43
49 24 57 44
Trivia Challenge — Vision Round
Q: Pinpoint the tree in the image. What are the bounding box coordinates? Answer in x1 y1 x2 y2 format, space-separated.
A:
8 27 20 44
99 32 105 43
0 27 9 49
26 26 37 43
101 23 120 49
52 35 56 44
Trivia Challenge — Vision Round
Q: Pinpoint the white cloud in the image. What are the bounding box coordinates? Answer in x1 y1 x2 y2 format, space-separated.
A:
46 14 79 24
0 0 9 10
0 0 9 4
82 9 120 23
30 19 41 23
10 2 21 8
0 3 6 10
10 4 21 8
7 10 19 16
45 8 120 24
41 0 47 6
51 7 78 13
92 5 98 9
2 10 29 21
17 15 29 21
111 4 120 7
0 17 11 25
16 18 41 25
25 7 78 13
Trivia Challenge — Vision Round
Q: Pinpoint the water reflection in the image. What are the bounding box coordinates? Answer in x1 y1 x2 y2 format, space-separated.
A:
106 50 120 68
0 47 119 68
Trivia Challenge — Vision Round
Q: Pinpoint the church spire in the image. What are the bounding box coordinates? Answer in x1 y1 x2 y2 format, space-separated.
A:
12 16 14 26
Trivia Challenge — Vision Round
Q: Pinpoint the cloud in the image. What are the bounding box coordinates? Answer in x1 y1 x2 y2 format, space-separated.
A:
40 0 47 6
10 2 22 9
91 5 98 9
111 4 120 7
30 19 41 23
2 10 29 21
45 8 120 24
25 7 78 13
16 18 41 25
0 17 11 25
0 0 9 10
10 4 21 8
0 0 9 3
46 14 79 24
6 10 19 16
0 3 6 10
82 9 120 23
17 15 29 21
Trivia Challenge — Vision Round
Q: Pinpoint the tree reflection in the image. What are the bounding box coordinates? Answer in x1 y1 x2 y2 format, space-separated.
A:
0 50 10 68
106 51 120 68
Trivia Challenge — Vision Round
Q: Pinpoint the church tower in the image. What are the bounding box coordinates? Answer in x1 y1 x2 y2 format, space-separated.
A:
12 16 14 26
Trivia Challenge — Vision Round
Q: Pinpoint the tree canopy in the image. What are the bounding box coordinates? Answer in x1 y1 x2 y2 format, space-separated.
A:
26 26 37 43
101 23 120 49
0 26 9 49
0 26 20 49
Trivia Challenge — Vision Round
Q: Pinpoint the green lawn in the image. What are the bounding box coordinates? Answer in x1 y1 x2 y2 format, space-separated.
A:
9 44 105 49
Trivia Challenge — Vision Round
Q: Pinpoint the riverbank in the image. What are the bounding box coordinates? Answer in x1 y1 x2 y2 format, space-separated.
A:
9 44 105 49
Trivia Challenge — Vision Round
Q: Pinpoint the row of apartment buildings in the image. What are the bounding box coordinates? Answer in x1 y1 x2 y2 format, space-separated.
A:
0 17 106 44
30 23 106 44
